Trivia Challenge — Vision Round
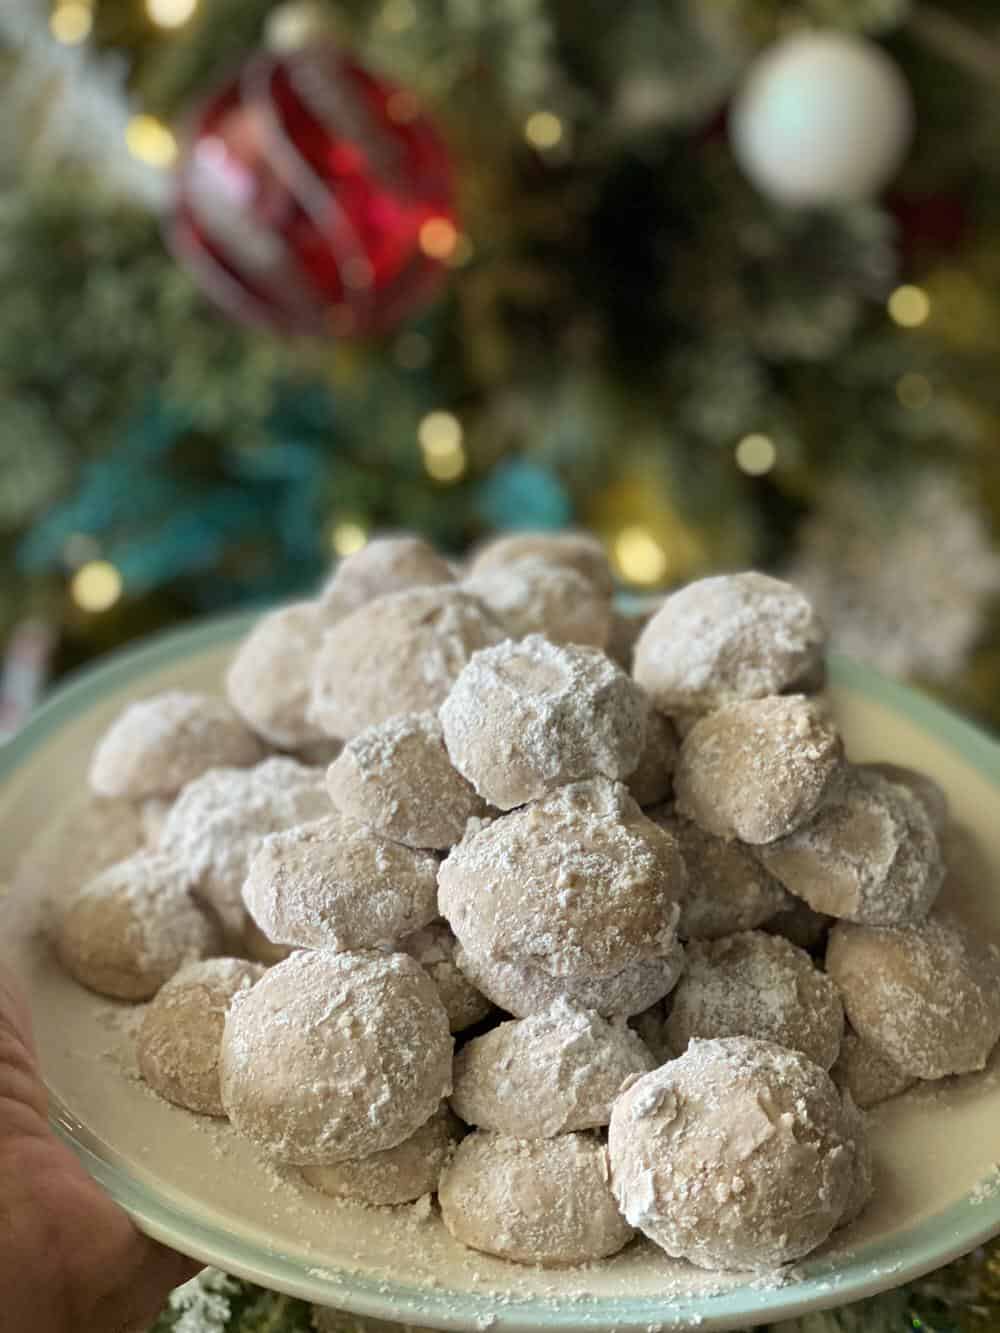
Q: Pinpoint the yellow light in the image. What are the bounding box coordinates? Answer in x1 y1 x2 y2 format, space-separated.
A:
419 217 459 261
888 284 931 328
71 561 123 613
50 2 92 44
126 115 178 168
418 411 465 483
735 433 777 476
896 372 933 410
614 526 668 586
380 0 416 32
146 0 197 27
418 411 463 458
331 521 368 557
524 110 564 150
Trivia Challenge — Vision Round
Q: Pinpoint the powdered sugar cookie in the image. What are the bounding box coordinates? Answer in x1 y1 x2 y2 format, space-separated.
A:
439 1131 633 1266
860 761 949 838
242 815 439 952
648 809 789 940
326 712 486 850
674 695 843 845
55 852 221 1000
633 572 826 716
158 758 329 939
759 766 944 925
463 558 612 649
451 1003 656 1137
826 912 1000 1079
665 931 843 1070
625 705 678 809
439 778 685 978
309 587 504 741
831 1028 916 1109
440 637 646 811
89 691 264 800
454 939 685 1020
242 915 294 966
15 793 148 920
401 922 493 1032
320 535 455 613
226 601 333 749
220 949 452 1164
609 1037 857 1270
466 531 615 599
301 1104 459 1206
137 957 265 1115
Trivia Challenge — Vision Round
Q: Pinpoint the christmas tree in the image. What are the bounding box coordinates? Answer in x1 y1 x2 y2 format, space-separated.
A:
3 0 1000 728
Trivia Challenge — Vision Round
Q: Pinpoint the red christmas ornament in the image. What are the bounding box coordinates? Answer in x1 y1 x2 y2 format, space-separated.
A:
168 45 457 336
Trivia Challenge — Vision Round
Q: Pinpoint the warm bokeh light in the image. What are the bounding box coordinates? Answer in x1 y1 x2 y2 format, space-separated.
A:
418 412 465 483
524 110 564 150
614 526 668 585
330 521 368 557
146 0 198 28
888 284 931 328
126 115 178 168
50 2 92 44
71 561 123 613
418 411 463 457
418 217 459 261
735 433 777 476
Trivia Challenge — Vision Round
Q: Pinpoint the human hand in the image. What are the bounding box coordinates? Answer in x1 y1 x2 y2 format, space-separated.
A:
0 966 200 1332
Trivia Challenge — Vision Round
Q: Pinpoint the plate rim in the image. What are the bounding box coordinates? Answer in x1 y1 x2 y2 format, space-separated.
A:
3 613 1000 1330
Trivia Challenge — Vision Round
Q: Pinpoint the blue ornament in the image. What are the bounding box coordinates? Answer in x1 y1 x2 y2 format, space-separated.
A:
476 460 572 532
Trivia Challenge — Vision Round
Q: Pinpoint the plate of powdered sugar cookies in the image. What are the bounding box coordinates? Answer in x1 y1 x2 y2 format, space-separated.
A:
1 532 1000 1332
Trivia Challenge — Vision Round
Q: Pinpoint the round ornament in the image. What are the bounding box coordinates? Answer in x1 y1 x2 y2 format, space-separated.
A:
730 31 913 207
168 44 457 336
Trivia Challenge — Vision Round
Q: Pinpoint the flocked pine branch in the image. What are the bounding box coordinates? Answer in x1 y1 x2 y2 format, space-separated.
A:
0 0 166 208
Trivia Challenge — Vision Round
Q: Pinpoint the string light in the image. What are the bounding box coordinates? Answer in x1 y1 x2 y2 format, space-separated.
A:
330 521 368 557
896 372 933 409
418 217 459 262
888 284 931 328
418 411 466 483
524 111 564 150
126 115 178 168
146 0 197 28
50 2 92 45
71 561 123 613
735 433 777 476
614 526 668 586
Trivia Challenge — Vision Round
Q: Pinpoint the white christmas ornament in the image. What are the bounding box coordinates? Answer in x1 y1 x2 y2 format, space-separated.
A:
730 31 913 207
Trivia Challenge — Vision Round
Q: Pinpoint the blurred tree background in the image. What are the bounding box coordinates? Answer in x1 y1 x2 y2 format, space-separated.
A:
3 0 1000 727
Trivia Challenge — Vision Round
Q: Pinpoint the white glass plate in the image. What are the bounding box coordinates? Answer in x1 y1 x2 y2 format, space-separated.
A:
1 613 999 1332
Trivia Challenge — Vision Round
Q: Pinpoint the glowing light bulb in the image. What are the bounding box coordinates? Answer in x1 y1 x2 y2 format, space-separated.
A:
888 284 930 328
524 111 564 150
419 217 459 261
330 521 368 557
735 433 777 476
71 561 123 613
614 526 668 586
146 0 197 27
418 411 466 483
126 115 178 168
50 2 92 44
